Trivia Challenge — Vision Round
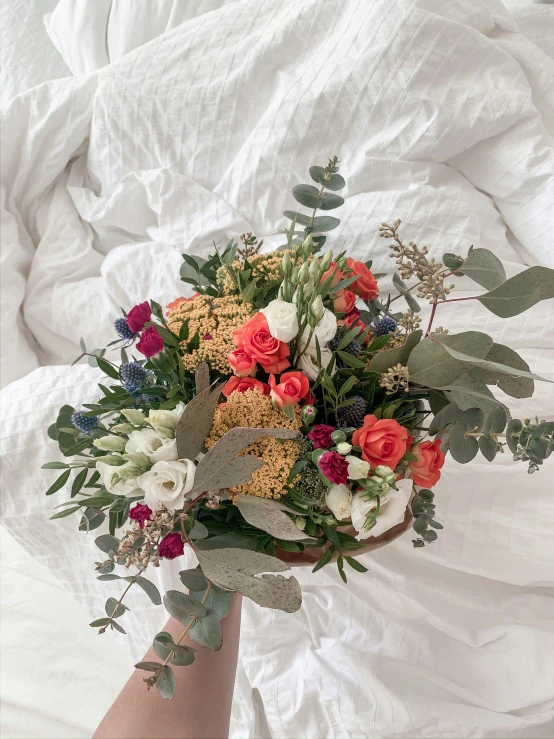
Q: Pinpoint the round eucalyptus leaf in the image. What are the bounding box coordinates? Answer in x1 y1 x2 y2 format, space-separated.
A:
156 666 177 700
283 210 313 227
309 166 326 183
322 173 346 191
313 215 340 232
429 403 460 436
506 419 523 453
477 266 554 318
457 407 485 433
292 184 323 209
163 591 207 624
105 597 128 619
319 193 345 210
442 253 464 270
189 608 223 650
458 248 506 290
179 568 208 592
448 422 479 463
528 438 549 461
483 406 507 435
479 436 498 461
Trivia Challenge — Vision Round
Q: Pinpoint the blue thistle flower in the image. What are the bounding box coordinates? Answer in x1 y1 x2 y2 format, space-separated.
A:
337 396 367 429
114 317 136 342
141 394 159 405
71 410 99 434
373 316 397 336
120 362 147 392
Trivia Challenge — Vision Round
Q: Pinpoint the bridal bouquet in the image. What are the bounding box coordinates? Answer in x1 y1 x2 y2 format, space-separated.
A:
44 158 554 698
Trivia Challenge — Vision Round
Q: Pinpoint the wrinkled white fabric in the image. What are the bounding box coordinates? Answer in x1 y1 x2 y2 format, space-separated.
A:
1 0 554 737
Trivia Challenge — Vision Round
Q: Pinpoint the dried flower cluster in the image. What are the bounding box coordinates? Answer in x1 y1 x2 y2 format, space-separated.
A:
117 507 178 569
217 251 293 296
379 364 410 393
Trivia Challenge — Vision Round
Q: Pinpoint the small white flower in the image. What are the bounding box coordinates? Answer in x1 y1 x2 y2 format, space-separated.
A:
93 436 126 452
147 406 184 438
96 460 141 497
346 455 370 480
138 459 196 510
296 347 335 381
121 409 147 426
336 442 353 455
126 428 178 462
260 300 299 343
325 484 352 521
301 308 337 356
310 295 324 323
351 479 412 540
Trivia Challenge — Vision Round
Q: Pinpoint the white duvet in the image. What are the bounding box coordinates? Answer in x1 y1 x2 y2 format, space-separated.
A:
1 0 554 737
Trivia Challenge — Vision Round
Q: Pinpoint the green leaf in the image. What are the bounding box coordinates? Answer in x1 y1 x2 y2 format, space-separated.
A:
429 403 460 436
320 193 344 210
71 468 88 498
368 330 422 373
135 661 164 672
469 343 534 398
42 462 70 470
506 419 523 453
283 210 313 227
105 597 129 618
407 332 493 387
45 469 71 496
337 351 366 369
153 633 196 666
313 216 340 232
189 608 223 650
345 556 369 573
175 382 225 461
312 546 334 573
476 266 554 318
50 505 81 520
392 272 421 312
440 372 505 414
97 574 121 581
95 534 120 554
134 576 162 605
457 248 506 290
241 278 259 304
79 508 106 531
90 618 111 628
479 435 498 461
236 496 309 541
309 167 345 190
442 253 465 270
97 358 120 380
287 459 308 483
448 408 484 463
156 666 177 700
179 569 208 592
196 548 301 612
163 591 207 624
190 427 298 495
292 184 323 209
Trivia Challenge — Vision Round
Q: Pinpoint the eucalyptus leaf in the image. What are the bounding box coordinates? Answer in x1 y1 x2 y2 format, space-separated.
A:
175 382 224 460
156 666 177 700
196 548 302 612
236 496 309 541
458 248 506 290
470 343 534 398
179 569 208 592
407 332 493 387
428 403 460 436
153 633 196 666
95 534 120 555
191 455 264 495
189 520 209 540
448 408 484 464
194 362 210 394
313 215 340 232
392 272 421 312
476 266 554 318
105 597 128 619
196 533 258 551
368 330 422 373
441 372 504 414
320 193 344 210
309 167 345 190
134 575 162 605
506 419 523 453
163 591 207 624
479 435 498 461
189 608 223 650
292 184 323 209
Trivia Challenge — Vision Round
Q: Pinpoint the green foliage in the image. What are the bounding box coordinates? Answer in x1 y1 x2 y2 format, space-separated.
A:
411 489 443 546
476 266 554 318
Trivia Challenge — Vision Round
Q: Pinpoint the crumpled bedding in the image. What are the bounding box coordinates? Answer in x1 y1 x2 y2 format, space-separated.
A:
1 0 554 737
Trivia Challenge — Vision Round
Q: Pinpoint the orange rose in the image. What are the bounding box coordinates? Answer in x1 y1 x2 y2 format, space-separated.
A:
165 294 199 316
228 348 257 377
222 376 270 398
232 313 290 374
333 289 356 314
409 439 445 488
346 258 379 301
352 414 409 469
320 261 344 288
269 371 310 407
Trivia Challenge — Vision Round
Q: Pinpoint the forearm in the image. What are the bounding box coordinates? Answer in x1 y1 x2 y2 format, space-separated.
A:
94 594 242 739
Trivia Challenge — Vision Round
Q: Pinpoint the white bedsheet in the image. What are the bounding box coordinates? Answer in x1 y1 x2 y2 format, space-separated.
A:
1 0 554 737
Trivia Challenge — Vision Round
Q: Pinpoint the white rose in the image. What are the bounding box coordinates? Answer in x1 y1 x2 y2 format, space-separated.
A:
346 455 371 480
301 308 337 356
93 436 126 452
138 459 196 510
325 484 352 521
260 300 299 343
126 428 178 462
351 479 412 540
296 347 335 381
97 460 141 497
147 409 181 438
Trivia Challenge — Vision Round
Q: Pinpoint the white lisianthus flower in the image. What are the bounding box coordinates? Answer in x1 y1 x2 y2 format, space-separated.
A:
260 300 299 343
310 295 324 323
325 484 352 521
351 478 412 540
296 347 335 381
147 408 183 438
346 455 371 480
121 409 147 426
126 428 178 462
301 307 337 356
96 460 142 497
336 442 353 455
138 459 196 510
93 436 127 452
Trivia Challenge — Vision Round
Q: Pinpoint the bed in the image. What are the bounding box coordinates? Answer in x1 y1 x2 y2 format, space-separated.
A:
1 1 553 737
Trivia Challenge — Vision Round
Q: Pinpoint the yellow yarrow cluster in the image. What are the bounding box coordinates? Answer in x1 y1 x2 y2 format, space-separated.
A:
205 388 302 500
216 251 292 296
167 295 253 374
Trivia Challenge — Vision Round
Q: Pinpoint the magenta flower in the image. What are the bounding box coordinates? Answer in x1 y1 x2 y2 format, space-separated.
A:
126 302 152 333
137 325 164 358
158 532 185 560
318 451 349 485
129 503 152 528
308 424 335 449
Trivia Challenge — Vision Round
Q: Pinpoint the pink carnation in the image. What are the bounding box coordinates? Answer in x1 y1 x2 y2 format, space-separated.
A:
129 503 152 528
126 302 152 333
137 325 164 358
308 424 335 449
318 451 349 485
158 532 184 560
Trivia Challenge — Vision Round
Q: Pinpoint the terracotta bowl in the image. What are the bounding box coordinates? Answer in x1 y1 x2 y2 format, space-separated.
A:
276 500 415 568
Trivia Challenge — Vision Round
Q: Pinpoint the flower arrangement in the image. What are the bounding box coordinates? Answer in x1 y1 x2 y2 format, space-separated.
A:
44 158 554 699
